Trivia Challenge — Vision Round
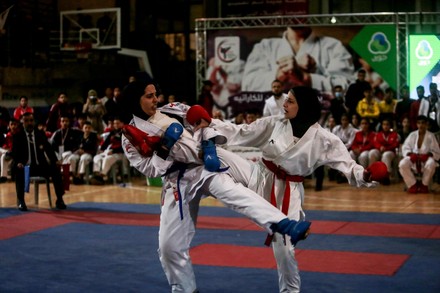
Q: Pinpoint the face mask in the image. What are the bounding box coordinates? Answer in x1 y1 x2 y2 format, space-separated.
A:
335 92 343 99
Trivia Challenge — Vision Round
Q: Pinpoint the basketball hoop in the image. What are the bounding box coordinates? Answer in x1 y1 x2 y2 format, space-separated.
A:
74 42 92 61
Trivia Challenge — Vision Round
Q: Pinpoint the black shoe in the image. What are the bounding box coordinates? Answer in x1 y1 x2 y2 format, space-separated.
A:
72 177 84 185
18 201 28 211
0 176 7 183
56 199 67 210
90 177 104 185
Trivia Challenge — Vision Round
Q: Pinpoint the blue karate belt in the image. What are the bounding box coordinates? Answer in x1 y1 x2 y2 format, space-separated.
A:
162 162 190 220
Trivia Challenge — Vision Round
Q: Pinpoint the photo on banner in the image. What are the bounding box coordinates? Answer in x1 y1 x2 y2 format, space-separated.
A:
205 25 397 119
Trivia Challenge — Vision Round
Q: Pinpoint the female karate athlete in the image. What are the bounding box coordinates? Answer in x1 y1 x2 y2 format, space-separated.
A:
121 82 311 293
187 86 385 293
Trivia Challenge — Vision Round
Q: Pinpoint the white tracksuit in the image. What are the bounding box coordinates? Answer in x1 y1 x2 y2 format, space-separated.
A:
122 108 289 293
210 115 375 293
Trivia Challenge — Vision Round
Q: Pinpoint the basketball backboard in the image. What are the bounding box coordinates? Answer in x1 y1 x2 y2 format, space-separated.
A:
60 7 121 51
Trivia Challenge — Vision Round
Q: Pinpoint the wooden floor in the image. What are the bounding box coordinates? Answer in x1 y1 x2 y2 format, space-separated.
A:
1 175 440 215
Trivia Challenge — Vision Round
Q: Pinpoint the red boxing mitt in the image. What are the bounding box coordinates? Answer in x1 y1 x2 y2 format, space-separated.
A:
409 153 418 163
419 154 430 162
367 161 389 182
186 105 212 126
122 125 161 157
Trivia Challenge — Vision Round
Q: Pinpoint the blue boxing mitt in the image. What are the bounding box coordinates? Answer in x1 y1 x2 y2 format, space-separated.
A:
202 139 221 172
162 122 184 150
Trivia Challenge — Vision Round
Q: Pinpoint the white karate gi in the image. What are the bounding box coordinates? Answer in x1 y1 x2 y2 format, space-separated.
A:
332 124 357 149
398 129 440 188
242 32 354 93
210 115 375 293
263 93 288 117
123 107 289 293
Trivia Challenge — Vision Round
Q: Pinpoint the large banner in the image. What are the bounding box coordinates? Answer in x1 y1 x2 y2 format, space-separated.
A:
408 34 440 99
205 24 397 118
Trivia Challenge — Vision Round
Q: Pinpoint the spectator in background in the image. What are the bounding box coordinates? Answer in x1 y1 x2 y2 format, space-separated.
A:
397 117 411 145
345 69 371 118
332 113 358 183
13 95 34 121
46 92 73 133
263 79 288 117
370 118 400 183
90 117 124 185
37 122 52 138
394 85 413 130
103 86 123 124
50 116 83 179
242 26 354 93
101 87 113 108
0 105 11 136
351 113 361 129
330 85 348 125
212 110 224 121
72 121 98 184
409 85 427 130
349 118 376 168
378 88 397 129
198 80 215 117
167 94 176 104
418 82 440 133
399 115 440 194
333 113 357 150
11 113 67 211
244 108 259 124
0 119 20 183
356 85 380 128
83 89 106 134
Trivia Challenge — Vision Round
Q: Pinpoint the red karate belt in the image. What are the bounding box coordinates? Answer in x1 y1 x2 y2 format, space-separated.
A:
262 158 304 246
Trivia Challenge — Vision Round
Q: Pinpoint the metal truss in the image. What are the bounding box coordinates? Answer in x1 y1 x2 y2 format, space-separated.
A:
195 12 440 96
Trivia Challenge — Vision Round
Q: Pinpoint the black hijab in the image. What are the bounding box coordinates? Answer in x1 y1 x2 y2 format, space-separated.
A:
121 80 149 122
289 86 322 138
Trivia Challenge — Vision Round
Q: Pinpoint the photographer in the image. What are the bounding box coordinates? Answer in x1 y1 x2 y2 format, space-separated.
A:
82 89 106 134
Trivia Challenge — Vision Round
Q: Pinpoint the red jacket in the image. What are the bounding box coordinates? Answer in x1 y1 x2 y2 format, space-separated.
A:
373 131 399 152
351 130 376 152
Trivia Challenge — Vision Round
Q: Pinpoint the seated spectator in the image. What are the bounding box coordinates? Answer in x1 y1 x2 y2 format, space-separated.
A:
244 108 260 124
73 113 87 130
369 118 400 183
90 117 124 185
50 116 83 180
356 85 380 128
351 113 361 129
13 95 34 121
399 115 440 193
72 121 98 184
37 122 52 138
397 117 411 145
11 113 67 211
332 113 358 183
349 118 376 168
0 119 20 183
0 105 11 136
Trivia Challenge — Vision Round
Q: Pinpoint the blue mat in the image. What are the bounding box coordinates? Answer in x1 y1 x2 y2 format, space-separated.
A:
1 203 439 293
